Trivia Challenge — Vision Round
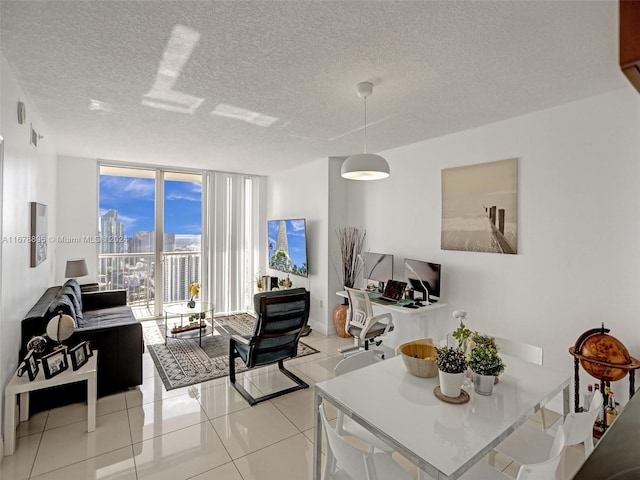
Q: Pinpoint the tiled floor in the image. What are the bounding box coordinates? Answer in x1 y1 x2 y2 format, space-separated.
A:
2 326 564 480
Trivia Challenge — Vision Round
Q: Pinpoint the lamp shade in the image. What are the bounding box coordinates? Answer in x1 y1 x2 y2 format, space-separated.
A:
341 153 390 180
65 258 88 278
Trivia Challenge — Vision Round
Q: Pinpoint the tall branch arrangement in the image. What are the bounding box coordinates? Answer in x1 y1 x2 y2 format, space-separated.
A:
336 227 366 288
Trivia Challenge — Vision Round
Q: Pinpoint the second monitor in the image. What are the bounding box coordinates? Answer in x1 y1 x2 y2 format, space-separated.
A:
404 259 441 302
362 252 393 292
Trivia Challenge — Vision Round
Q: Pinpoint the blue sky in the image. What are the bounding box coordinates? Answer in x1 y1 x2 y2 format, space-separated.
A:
99 176 202 236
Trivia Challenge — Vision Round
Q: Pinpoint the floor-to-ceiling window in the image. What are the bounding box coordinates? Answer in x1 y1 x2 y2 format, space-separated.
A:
98 166 203 318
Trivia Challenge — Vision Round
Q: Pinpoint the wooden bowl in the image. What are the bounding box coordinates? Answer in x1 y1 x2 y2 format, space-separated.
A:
397 339 438 378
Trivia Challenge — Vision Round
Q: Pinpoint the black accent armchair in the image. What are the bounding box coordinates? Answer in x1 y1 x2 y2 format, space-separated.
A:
229 288 310 405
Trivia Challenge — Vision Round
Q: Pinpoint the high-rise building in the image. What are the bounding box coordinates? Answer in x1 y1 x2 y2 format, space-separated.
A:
128 231 154 253
163 253 200 302
100 209 125 253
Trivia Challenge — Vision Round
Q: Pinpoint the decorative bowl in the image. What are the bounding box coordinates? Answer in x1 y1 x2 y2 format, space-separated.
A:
397 339 438 378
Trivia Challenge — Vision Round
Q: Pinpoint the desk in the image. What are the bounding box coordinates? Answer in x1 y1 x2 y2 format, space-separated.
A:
4 351 98 456
313 354 570 479
336 290 448 349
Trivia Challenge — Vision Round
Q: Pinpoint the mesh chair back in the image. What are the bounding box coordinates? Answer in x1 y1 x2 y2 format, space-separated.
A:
345 288 374 329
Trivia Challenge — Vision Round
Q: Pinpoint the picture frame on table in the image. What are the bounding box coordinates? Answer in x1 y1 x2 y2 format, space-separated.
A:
69 341 91 370
17 350 39 381
41 349 69 379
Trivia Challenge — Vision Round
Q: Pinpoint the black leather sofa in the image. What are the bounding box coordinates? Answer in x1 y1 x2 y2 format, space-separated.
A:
20 279 143 413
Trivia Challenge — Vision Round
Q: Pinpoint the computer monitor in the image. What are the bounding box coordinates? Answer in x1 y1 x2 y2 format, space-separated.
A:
404 259 441 302
362 252 393 290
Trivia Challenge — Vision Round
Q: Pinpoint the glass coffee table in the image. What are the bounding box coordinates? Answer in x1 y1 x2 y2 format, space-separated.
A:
164 302 216 346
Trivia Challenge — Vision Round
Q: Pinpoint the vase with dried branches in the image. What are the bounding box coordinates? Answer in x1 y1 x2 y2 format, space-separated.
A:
333 227 366 337
338 227 366 288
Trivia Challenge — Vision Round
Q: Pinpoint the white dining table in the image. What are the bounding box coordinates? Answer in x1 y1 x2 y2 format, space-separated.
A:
313 354 570 479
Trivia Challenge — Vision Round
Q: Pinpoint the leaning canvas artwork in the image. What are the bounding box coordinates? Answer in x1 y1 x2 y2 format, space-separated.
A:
441 158 517 254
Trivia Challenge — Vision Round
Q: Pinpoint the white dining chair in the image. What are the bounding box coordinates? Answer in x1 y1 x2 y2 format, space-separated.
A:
494 392 602 479
333 350 394 454
460 425 567 480
492 336 552 429
319 403 412 480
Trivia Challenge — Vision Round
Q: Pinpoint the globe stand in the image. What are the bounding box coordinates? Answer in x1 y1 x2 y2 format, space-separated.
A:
569 323 640 433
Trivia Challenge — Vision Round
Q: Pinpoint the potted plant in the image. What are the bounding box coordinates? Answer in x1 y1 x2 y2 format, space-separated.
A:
468 339 505 396
451 310 472 351
436 346 467 398
332 227 366 337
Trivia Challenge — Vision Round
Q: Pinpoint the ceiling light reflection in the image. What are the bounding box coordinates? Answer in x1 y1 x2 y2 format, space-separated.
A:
211 104 278 127
142 25 203 114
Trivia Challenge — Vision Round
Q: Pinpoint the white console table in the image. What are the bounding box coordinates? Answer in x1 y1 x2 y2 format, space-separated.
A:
336 291 448 349
4 350 97 456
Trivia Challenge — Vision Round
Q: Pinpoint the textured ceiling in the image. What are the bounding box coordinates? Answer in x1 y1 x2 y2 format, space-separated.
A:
0 1 625 176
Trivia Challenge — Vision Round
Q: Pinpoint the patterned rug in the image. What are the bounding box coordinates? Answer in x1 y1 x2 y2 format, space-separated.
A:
144 313 319 391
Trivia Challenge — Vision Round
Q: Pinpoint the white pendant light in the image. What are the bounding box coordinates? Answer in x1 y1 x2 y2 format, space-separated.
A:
341 82 390 180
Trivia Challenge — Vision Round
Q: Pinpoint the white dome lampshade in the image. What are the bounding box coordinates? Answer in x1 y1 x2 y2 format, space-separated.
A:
341 153 390 180
341 82 390 181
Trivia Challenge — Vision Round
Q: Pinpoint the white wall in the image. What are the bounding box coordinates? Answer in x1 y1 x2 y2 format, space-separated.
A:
0 56 58 448
266 158 331 334
54 156 99 284
346 87 640 404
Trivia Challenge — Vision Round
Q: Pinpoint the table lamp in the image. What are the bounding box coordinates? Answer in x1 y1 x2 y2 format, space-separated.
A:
65 258 88 278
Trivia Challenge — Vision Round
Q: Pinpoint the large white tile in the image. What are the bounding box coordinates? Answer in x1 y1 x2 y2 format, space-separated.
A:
211 402 299 459
302 335 354 355
189 461 244 480
289 355 342 383
143 357 160 379
270 382 317 431
29 446 137 480
233 433 314 480
0 432 41 480
31 410 132 477
246 368 309 396
124 376 198 408
46 392 127 430
133 422 231 480
16 410 48 438
197 380 252 419
127 392 209 443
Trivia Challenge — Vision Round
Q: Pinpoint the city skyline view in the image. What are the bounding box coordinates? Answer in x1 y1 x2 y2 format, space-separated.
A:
98 172 203 306
99 175 202 251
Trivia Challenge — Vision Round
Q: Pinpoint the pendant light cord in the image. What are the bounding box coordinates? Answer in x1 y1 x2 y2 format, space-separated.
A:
363 96 368 153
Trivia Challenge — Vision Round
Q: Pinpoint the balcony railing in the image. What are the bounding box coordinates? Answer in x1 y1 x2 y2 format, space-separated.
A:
98 252 201 314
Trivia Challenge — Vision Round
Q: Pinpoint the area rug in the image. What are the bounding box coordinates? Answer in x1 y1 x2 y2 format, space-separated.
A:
144 313 319 391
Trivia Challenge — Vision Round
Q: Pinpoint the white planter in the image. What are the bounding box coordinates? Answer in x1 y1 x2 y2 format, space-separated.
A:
438 370 464 398
473 373 495 396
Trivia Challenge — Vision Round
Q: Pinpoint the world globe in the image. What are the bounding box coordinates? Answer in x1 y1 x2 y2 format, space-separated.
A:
576 333 635 382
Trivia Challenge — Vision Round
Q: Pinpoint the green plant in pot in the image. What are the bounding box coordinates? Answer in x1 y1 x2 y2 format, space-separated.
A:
468 338 505 396
435 346 467 398
332 227 366 338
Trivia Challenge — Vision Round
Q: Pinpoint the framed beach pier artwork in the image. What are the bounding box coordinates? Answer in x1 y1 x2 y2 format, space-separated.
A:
441 158 517 254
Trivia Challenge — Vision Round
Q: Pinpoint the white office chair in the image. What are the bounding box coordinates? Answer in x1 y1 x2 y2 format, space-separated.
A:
340 287 394 358
333 350 393 454
460 426 567 480
319 403 412 480
492 336 551 429
494 392 602 479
